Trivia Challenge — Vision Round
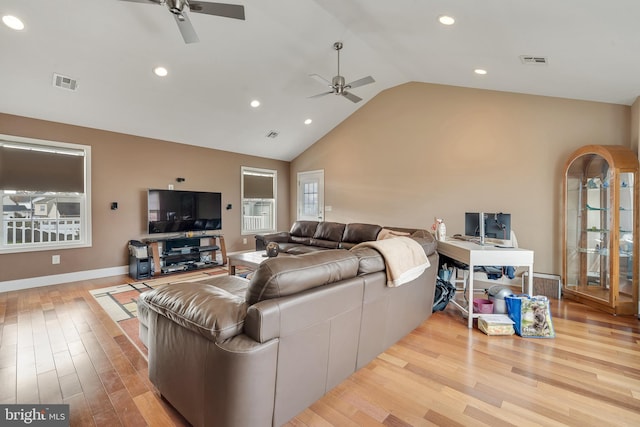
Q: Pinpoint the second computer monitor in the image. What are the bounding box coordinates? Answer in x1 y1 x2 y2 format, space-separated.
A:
465 212 511 240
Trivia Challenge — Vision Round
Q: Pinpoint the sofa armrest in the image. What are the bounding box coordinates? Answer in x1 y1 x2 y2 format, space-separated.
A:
255 232 291 251
140 277 249 343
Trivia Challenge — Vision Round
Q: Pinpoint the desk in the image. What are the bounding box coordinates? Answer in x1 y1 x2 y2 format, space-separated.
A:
437 238 534 328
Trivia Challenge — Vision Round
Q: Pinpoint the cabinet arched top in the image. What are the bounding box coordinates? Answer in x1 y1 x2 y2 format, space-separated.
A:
564 144 639 173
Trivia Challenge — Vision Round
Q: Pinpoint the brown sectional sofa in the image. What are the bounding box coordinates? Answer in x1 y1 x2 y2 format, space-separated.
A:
138 223 438 427
255 220 423 253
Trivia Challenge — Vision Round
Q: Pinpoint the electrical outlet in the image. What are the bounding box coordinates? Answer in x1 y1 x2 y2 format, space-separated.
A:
52 255 60 264
242 238 247 245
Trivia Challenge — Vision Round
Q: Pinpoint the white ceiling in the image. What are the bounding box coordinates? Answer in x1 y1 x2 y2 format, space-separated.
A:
2 0 640 161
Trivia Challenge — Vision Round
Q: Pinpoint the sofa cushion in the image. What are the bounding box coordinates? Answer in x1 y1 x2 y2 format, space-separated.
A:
340 223 383 249
140 276 249 343
246 250 359 305
313 221 346 241
377 228 411 240
289 221 319 245
409 230 438 257
310 221 346 247
309 238 340 249
290 221 319 238
349 246 386 275
286 245 327 255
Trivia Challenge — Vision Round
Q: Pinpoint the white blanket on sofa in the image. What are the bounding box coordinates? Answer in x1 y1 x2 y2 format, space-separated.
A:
354 237 430 287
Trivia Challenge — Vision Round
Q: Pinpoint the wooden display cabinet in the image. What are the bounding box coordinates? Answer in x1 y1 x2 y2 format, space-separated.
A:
562 145 638 315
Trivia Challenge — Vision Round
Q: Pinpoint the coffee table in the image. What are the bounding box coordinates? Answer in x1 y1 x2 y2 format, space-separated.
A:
227 250 272 275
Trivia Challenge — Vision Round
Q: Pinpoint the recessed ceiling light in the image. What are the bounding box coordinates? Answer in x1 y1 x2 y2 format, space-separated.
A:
2 15 24 31
250 100 260 108
153 66 168 77
304 119 312 125
474 68 487 75
438 15 455 26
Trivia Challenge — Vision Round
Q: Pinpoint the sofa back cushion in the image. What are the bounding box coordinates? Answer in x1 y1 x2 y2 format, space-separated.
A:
246 250 359 305
349 246 386 275
289 221 319 245
381 227 438 257
310 221 346 249
340 223 383 249
408 230 438 257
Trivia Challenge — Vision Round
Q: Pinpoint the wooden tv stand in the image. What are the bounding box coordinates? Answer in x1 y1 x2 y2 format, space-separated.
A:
146 234 226 277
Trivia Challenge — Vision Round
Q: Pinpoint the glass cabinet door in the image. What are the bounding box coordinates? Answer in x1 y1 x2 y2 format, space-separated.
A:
619 172 635 301
563 145 638 315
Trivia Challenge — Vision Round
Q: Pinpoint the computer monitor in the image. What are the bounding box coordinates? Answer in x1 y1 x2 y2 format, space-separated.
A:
465 212 511 243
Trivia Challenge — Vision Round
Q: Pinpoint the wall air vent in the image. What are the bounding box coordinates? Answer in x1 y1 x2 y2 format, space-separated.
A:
52 73 78 91
266 130 279 139
519 55 549 65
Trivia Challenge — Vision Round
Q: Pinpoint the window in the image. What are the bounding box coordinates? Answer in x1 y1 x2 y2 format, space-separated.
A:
0 135 91 253
302 181 318 217
241 167 276 234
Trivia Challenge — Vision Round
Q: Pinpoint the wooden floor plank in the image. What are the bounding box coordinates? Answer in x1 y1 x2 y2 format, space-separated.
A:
0 275 639 426
65 393 95 427
132 390 176 427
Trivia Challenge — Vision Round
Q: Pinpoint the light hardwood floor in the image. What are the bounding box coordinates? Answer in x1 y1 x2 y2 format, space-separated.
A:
1 274 639 426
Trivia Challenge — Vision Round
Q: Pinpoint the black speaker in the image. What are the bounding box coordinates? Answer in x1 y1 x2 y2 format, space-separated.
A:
129 256 150 280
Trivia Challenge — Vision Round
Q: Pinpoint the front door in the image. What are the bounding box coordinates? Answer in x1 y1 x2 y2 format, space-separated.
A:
297 170 324 221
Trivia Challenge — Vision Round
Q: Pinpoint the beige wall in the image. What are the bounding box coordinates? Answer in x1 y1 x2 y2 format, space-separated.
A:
291 82 631 274
1 82 633 282
632 97 640 155
0 113 290 282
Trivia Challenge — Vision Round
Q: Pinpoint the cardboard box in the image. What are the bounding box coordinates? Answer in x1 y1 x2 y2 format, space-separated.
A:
478 314 515 336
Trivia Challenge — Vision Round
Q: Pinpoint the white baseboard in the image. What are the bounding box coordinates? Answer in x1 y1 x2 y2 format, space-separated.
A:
0 266 129 292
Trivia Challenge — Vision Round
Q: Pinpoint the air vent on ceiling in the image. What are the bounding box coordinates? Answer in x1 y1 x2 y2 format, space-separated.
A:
52 73 78 91
519 55 549 65
266 130 279 139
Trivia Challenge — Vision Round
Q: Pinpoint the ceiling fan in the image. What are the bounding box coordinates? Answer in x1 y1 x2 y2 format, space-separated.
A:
119 0 245 44
309 42 375 103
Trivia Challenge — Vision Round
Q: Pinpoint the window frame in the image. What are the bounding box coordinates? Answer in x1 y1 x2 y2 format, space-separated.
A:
241 166 277 236
0 134 92 254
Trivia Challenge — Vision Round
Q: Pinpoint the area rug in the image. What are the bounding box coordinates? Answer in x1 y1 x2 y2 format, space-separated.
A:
90 266 250 357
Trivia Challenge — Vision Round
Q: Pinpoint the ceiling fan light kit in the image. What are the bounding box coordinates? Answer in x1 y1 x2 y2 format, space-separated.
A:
119 0 245 44
309 41 375 103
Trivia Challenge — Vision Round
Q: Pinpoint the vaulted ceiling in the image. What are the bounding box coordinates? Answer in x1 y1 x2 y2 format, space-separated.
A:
2 0 639 161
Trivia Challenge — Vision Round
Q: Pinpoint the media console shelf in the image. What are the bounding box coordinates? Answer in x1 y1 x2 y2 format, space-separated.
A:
145 235 226 277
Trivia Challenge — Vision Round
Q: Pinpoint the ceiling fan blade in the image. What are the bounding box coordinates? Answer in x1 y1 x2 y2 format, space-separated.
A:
189 1 245 20
308 91 335 99
118 0 162 4
347 75 375 89
342 91 362 103
309 74 332 88
174 13 200 44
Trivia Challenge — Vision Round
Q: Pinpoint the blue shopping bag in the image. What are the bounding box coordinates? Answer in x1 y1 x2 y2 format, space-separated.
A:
505 294 555 338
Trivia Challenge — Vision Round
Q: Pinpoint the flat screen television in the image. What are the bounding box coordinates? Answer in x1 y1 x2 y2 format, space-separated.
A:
464 212 511 241
147 189 222 234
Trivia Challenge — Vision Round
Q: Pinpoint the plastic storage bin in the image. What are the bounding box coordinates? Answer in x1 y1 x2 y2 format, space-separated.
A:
473 298 494 314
